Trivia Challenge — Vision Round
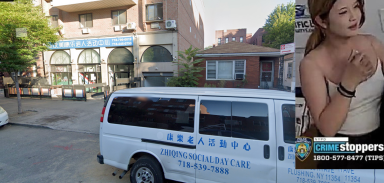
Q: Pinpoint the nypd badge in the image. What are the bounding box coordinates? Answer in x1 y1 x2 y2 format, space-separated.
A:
295 137 313 161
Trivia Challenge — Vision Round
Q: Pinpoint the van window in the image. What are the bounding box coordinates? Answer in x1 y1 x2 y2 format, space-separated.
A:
282 104 295 144
199 100 269 141
108 97 196 132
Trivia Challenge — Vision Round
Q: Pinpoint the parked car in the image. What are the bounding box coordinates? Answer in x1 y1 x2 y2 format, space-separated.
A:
0 106 9 127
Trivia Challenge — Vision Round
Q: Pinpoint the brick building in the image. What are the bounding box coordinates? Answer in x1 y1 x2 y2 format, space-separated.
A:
195 42 283 89
249 28 266 46
8 0 204 90
214 29 252 46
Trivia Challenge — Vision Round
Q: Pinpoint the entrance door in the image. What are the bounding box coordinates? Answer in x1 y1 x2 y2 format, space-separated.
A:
195 96 277 183
260 61 274 89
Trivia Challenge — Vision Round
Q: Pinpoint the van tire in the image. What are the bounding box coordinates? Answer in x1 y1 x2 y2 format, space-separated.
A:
130 155 164 183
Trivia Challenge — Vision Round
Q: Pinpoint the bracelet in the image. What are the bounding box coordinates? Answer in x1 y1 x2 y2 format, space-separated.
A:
339 83 356 96
337 87 355 98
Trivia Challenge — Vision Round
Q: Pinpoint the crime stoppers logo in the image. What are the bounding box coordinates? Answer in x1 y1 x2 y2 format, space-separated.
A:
295 137 313 161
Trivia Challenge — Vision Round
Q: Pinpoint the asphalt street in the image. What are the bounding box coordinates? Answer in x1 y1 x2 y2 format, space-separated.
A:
0 92 104 134
0 94 180 183
0 125 131 183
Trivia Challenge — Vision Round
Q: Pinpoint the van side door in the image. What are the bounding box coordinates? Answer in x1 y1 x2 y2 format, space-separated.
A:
195 96 277 183
274 100 375 183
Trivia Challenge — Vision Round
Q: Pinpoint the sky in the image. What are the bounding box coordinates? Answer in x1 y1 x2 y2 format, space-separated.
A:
203 0 293 47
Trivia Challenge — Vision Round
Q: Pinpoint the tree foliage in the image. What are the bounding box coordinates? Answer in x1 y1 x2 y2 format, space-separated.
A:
166 45 205 87
0 0 61 113
263 2 295 49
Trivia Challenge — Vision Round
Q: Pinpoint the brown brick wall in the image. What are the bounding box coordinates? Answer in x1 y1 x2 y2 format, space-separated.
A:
215 29 247 45
250 28 266 46
177 0 204 50
60 5 138 38
57 0 205 38
195 56 280 89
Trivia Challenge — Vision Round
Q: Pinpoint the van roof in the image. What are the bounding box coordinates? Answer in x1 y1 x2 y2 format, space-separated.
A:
113 87 294 100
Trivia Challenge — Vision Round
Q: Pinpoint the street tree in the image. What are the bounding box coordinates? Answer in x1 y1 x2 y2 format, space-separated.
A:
263 2 295 49
0 0 61 114
166 45 205 87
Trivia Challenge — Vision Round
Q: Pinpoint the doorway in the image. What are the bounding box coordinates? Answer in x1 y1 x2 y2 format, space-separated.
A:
260 61 274 89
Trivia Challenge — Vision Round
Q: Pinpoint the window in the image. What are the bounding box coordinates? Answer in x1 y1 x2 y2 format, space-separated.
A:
144 77 172 87
218 38 221 45
78 49 100 64
51 51 71 64
141 46 173 62
232 37 236 42
282 104 295 144
51 15 58 28
287 62 293 78
240 37 244 43
79 13 92 28
206 60 246 80
108 97 196 132
112 10 127 25
225 38 228 43
146 3 163 21
199 100 269 141
262 36 265 43
108 48 134 64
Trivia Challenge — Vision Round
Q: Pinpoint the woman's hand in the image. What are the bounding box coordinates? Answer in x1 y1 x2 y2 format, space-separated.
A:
341 50 374 91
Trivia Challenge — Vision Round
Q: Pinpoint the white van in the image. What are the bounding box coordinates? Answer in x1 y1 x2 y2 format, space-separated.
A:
97 87 381 183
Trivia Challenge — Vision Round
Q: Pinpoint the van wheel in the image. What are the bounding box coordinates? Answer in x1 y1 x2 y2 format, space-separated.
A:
130 156 164 183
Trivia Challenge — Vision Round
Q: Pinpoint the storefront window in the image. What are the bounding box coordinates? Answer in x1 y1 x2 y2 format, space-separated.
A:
108 48 134 90
50 51 72 85
78 49 100 64
78 49 102 92
141 46 172 63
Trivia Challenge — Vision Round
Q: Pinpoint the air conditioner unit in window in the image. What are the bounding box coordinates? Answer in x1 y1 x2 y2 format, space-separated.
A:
166 20 177 29
114 25 122 32
127 22 136 30
235 74 244 80
82 28 90 34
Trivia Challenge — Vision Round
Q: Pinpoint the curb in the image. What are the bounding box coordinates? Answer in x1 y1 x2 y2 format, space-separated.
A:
7 123 99 135
7 122 52 130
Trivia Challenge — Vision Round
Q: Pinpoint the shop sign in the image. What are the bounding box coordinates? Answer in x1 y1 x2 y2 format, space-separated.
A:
295 19 315 33
49 36 133 49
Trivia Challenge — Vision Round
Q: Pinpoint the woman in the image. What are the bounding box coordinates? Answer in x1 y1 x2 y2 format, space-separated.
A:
300 0 384 169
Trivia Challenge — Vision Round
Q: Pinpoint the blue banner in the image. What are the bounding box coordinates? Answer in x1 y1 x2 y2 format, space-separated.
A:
49 36 133 50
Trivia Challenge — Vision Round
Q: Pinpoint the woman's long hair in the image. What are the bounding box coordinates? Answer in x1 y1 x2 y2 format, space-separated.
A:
304 0 366 56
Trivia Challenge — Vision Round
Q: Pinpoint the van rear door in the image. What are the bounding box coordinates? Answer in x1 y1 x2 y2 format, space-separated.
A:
195 96 277 183
274 100 375 183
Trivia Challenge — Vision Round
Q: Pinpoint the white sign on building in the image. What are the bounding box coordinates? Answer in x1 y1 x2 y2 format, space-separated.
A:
280 43 294 55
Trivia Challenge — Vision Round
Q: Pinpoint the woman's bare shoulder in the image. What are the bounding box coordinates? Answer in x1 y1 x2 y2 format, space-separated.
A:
300 48 324 71
355 33 379 45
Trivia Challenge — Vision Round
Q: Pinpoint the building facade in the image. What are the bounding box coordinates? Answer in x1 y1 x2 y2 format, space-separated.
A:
249 28 266 46
30 0 204 91
196 42 282 89
214 29 250 46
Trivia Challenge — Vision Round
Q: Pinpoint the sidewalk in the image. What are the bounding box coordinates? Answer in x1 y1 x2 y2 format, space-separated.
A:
0 91 104 134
